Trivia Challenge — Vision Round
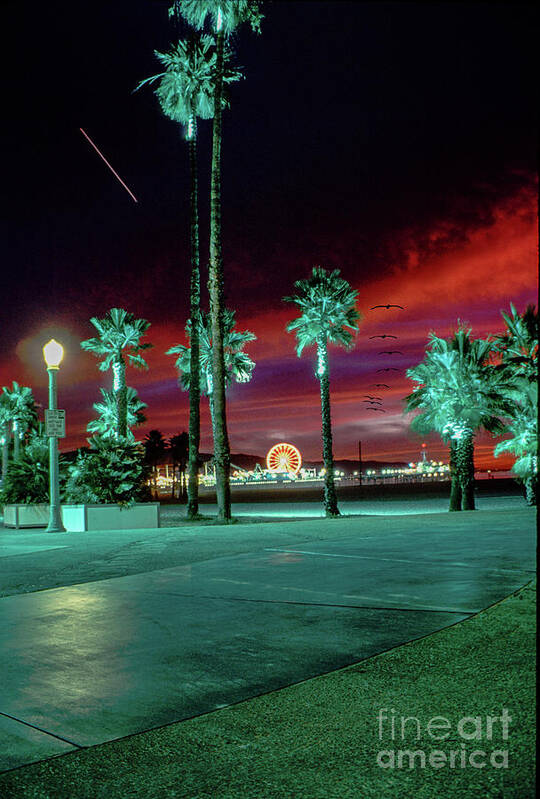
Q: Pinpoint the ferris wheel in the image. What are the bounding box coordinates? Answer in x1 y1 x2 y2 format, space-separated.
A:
266 442 302 475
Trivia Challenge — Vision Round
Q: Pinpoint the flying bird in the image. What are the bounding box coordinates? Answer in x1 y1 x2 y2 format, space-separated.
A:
363 395 382 400
378 350 403 355
362 400 382 405
369 334 397 339
376 367 400 372
371 383 390 388
366 407 387 412
370 304 405 310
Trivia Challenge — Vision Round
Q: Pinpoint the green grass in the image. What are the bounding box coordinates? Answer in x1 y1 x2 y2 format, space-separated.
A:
1 581 535 799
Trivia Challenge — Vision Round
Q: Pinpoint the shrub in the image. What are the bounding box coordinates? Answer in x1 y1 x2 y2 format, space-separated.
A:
65 436 151 506
0 436 65 504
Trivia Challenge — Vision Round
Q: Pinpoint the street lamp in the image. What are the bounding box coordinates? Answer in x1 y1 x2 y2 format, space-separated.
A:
43 339 66 533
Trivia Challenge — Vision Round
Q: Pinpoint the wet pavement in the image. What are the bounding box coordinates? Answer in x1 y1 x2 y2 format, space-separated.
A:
0 506 535 771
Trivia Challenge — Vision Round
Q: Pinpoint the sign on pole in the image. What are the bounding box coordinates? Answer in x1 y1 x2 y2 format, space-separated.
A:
45 409 66 438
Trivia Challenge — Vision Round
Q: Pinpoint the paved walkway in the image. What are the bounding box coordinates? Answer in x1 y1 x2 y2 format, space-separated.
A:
0 507 535 772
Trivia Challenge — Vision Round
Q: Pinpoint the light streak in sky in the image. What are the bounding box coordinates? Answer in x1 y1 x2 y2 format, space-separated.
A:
79 127 138 203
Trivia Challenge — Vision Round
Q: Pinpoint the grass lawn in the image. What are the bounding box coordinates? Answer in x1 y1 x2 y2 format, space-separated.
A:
0 579 535 799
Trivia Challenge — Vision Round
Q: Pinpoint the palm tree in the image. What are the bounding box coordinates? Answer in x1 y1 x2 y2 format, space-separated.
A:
169 432 189 499
493 304 538 505
494 380 537 504
0 393 11 485
87 387 147 442
284 267 360 517
143 430 168 494
137 34 241 521
496 303 538 380
81 308 152 439
405 329 511 510
2 382 38 461
168 308 256 444
171 0 263 522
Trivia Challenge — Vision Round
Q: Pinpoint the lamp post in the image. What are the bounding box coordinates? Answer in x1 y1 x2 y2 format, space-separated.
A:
43 339 66 533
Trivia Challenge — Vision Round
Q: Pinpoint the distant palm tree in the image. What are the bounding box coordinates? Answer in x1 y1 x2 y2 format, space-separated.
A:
137 33 241 520
168 308 256 443
171 0 263 522
2 382 38 461
87 387 147 442
169 432 189 499
81 308 152 439
143 430 168 494
493 304 538 505
284 267 360 517
405 328 511 510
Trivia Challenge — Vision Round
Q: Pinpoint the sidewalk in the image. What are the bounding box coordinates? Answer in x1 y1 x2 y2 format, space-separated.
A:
0 507 535 780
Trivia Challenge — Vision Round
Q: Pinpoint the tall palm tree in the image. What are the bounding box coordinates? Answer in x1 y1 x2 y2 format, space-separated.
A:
493 304 538 505
2 382 38 461
87 387 147 442
168 308 256 444
284 267 360 517
81 308 152 439
405 328 511 510
137 33 241 520
171 0 263 522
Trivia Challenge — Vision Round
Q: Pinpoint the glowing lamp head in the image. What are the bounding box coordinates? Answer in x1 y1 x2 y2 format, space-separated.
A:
43 339 64 369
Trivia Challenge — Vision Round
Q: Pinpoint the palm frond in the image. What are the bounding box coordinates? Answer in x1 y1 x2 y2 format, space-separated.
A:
284 266 360 358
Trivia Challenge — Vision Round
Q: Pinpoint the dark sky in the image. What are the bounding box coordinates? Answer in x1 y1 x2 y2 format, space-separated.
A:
1 1 537 466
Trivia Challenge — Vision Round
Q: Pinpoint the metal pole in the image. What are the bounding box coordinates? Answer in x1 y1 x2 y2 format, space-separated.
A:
46 367 66 533
358 440 362 486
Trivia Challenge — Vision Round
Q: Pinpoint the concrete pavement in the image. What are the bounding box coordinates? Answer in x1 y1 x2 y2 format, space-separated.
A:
0 506 535 772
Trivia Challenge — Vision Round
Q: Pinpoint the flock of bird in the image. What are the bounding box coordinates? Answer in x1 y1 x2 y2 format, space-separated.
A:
363 303 406 414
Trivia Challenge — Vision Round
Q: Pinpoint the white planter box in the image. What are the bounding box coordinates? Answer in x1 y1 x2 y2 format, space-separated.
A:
3 504 50 528
3 503 160 531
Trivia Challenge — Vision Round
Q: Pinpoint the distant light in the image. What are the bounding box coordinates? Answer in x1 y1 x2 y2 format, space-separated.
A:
43 339 64 369
79 128 138 204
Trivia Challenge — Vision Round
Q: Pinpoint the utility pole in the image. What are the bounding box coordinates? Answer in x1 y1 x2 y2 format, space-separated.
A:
358 440 362 486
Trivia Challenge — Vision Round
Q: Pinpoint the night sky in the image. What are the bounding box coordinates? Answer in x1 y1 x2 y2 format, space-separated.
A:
1 1 537 467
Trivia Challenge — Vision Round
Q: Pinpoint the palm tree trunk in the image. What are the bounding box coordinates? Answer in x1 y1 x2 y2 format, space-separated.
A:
1 423 9 484
317 339 339 517
187 121 201 519
209 27 231 522
113 359 128 439
448 440 462 511
524 475 537 506
455 432 475 510
208 390 216 453
12 421 20 460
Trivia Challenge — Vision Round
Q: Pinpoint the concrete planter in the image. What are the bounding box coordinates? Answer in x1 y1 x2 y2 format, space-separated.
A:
3 504 50 529
3 503 160 531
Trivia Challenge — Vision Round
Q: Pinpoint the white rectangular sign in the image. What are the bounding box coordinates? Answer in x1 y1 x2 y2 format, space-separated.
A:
45 409 66 438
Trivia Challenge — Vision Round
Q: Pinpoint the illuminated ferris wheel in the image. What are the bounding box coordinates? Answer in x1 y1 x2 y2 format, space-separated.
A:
266 442 302 475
